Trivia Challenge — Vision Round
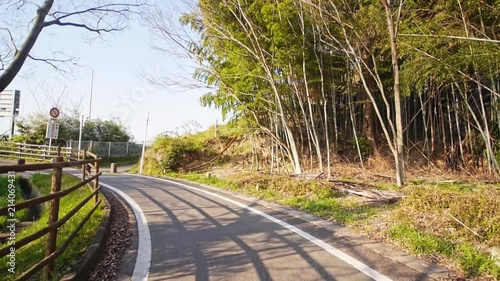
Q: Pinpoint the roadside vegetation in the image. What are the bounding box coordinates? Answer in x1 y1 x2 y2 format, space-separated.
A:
135 125 500 280
0 173 105 280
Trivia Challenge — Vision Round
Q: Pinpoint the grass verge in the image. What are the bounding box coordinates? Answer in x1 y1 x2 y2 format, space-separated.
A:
0 173 105 280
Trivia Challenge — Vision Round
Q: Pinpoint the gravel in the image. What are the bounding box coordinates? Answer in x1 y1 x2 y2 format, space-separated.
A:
88 189 135 281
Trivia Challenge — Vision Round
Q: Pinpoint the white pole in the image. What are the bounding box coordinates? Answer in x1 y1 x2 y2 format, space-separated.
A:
48 119 53 153
78 114 84 160
89 69 94 120
139 112 150 175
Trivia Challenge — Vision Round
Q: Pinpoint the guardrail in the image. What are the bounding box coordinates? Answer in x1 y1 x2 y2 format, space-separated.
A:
0 142 73 162
0 150 101 281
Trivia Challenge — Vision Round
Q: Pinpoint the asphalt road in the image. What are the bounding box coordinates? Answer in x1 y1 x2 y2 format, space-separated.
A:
100 174 435 281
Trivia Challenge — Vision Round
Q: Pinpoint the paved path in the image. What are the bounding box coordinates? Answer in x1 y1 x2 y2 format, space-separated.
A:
100 173 441 281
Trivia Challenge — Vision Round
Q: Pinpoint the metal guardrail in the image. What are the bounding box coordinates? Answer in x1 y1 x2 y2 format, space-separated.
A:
0 141 73 162
0 150 101 281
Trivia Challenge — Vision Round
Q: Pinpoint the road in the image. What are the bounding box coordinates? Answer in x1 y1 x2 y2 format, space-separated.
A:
99 173 436 281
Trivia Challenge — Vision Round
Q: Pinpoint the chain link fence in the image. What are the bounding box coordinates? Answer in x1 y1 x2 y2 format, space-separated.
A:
66 140 154 157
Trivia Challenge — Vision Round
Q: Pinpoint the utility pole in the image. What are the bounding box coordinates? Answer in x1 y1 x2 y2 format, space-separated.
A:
139 112 150 175
88 69 94 120
78 114 84 160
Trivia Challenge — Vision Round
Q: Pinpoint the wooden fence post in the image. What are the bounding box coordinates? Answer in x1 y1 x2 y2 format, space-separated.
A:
94 159 100 204
82 149 86 181
44 156 63 280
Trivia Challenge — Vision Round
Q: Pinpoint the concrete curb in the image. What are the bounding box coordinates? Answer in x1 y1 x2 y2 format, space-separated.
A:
60 192 112 281
152 174 452 280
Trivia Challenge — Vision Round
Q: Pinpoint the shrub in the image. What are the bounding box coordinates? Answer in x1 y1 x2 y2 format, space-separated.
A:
355 136 371 158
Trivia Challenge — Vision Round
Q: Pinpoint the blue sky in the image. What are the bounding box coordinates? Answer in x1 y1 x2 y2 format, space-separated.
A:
0 1 221 141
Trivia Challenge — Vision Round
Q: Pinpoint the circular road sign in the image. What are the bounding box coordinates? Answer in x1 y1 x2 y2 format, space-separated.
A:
49 107 60 118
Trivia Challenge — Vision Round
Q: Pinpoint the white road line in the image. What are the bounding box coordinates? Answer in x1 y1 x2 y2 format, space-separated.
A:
127 173 393 281
100 182 151 281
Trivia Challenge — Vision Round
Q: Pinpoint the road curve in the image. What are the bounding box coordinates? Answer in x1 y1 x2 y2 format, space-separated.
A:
100 173 433 281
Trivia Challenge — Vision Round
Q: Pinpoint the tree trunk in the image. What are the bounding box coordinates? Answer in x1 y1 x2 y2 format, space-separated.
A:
0 0 55 91
362 79 378 156
381 0 405 186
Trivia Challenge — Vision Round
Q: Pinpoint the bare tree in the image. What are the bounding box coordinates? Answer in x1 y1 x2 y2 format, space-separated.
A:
0 0 144 91
380 0 406 186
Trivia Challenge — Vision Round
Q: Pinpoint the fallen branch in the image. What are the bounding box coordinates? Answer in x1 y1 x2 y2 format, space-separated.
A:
330 182 404 203
184 137 238 172
446 211 481 238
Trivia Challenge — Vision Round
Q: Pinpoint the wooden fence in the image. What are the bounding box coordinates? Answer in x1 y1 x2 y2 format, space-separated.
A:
0 142 73 162
0 150 101 281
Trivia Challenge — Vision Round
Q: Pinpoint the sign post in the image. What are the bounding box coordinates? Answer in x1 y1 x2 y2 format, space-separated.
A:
139 112 150 175
46 108 60 154
49 107 60 119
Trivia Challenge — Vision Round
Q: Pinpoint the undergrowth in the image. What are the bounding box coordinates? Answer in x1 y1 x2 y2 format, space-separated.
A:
387 183 500 279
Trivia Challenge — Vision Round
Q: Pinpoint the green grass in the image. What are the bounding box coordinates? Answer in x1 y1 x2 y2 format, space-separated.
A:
387 181 500 279
0 173 105 280
389 222 500 279
0 176 28 229
389 222 455 256
30 173 53 195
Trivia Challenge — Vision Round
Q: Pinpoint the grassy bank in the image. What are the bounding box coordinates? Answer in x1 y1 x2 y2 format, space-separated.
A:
0 173 105 280
0 176 28 229
146 171 499 280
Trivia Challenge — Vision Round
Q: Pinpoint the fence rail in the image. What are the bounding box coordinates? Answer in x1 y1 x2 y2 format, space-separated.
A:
0 141 72 162
0 149 101 281
66 140 146 157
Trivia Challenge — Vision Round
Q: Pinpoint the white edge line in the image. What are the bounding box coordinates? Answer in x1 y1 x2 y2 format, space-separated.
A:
126 173 393 281
100 182 151 281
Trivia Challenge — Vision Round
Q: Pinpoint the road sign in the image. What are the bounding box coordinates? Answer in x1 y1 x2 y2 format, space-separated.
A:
45 121 59 139
0 90 20 118
49 107 60 118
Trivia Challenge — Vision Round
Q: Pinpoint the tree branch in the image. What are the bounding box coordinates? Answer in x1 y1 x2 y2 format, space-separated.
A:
50 3 142 21
27 54 73 73
43 20 122 34
0 28 18 53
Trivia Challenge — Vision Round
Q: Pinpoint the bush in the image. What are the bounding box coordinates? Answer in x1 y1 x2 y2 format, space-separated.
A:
159 138 200 172
355 136 371 158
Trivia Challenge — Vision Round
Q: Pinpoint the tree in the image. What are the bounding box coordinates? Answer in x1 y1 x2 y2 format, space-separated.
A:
147 0 499 181
12 114 131 145
82 119 131 142
380 0 406 185
0 0 144 91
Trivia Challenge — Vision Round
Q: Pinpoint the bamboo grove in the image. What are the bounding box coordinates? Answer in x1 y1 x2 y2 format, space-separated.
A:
150 0 500 186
